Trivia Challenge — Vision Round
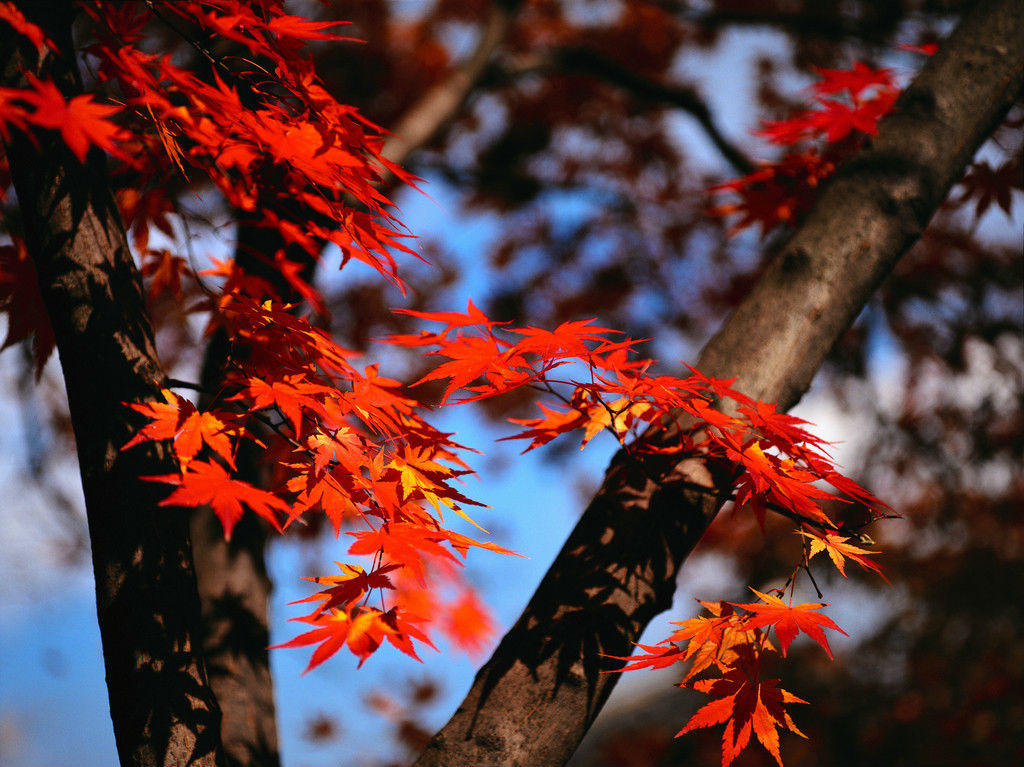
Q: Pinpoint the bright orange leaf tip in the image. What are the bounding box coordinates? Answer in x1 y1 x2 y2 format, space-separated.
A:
731 588 847 659
799 530 889 582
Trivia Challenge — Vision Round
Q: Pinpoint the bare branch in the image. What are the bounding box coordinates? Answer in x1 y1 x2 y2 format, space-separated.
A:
501 45 755 174
382 0 525 168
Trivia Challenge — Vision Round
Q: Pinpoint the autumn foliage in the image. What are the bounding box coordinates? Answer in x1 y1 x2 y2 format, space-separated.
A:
2 2 1014 766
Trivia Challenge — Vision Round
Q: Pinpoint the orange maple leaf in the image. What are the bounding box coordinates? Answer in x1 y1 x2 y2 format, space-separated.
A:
123 389 242 469
293 562 402 616
602 642 687 673
503 402 587 452
285 463 361 535
579 396 652 448
347 523 461 585
731 589 847 659
274 605 436 672
800 531 888 581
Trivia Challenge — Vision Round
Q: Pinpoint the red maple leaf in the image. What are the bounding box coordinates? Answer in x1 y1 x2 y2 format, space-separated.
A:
394 298 501 335
237 374 334 438
680 665 807 767
0 1 56 53
144 459 288 540
0 238 55 373
266 14 350 42
602 642 686 672
347 523 461 585
811 61 895 100
123 389 245 469
21 75 127 161
951 158 1022 218
274 605 436 672
293 562 402 616
509 318 619 358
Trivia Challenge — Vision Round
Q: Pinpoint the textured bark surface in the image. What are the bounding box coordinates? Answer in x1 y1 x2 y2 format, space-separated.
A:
189 486 277 767
1 3 223 766
414 1 1024 764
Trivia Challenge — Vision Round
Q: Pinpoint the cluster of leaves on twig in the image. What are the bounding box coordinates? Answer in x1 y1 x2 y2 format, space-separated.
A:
709 46 936 237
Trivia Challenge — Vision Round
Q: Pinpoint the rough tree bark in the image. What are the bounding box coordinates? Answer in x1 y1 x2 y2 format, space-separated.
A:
1 3 223 766
414 0 1024 764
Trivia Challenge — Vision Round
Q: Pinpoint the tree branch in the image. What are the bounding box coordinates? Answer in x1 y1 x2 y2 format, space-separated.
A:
1 3 223 765
381 0 524 168
500 45 755 174
414 0 1024 764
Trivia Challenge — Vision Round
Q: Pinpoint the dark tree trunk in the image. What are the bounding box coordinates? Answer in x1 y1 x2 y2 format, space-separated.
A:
1 3 223 765
187 209 314 767
414 0 1024 764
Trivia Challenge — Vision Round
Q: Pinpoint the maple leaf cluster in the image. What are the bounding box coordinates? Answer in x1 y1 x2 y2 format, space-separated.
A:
709 58 908 236
1 0 420 370
123 296 515 668
709 45 1020 244
385 300 887 533
1 0 500 665
79 0 418 281
376 299 896 765
606 591 850 767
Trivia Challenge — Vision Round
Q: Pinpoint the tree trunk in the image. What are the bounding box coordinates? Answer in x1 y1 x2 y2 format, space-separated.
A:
414 0 1024 764
1 3 223 765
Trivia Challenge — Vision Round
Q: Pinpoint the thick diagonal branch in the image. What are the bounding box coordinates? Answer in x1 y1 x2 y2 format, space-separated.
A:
414 1 1024 764
1 3 223 766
